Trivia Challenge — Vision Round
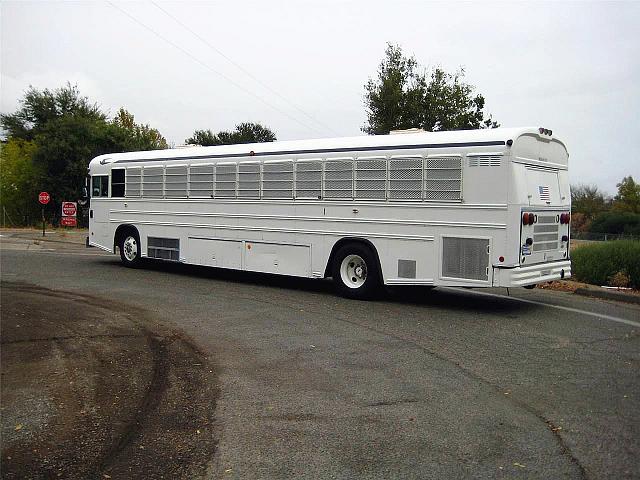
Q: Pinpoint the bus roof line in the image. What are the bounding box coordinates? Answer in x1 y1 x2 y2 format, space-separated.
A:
112 140 506 165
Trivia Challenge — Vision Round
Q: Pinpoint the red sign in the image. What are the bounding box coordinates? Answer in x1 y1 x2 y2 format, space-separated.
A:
62 201 77 217
60 217 77 227
38 192 50 205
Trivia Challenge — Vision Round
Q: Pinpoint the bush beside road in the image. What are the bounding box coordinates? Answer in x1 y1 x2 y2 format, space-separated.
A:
571 240 640 289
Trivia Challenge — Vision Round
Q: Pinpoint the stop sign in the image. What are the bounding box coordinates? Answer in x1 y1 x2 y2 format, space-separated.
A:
62 201 77 217
38 192 50 205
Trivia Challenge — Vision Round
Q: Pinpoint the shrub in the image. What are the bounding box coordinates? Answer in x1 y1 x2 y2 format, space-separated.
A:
571 240 640 288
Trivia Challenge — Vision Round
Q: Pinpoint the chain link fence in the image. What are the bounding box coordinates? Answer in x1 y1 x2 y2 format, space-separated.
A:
571 231 640 242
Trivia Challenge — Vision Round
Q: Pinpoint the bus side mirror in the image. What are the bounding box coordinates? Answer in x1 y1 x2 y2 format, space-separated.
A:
78 186 89 206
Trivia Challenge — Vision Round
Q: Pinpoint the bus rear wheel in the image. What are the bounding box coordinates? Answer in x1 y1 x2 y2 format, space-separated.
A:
119 229 142 268
332 243 380 300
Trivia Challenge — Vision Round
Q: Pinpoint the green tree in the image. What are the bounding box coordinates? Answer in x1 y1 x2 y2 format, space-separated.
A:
185 129 217 146
0 138 42 225
612 176 640 213
185 122 276 146
0 83 104 141
570 184 608 220
1 84 169 224
363 44 499 134
112 108 168 151
31 115 129 210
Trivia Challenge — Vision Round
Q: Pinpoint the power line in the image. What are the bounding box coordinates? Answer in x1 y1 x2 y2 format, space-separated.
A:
150 1 339 136
107 1 322 136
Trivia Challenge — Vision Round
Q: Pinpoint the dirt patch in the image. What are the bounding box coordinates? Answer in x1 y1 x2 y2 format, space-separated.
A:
0 282 219 479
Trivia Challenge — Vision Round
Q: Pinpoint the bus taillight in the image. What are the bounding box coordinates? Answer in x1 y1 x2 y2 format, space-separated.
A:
522 213 535 225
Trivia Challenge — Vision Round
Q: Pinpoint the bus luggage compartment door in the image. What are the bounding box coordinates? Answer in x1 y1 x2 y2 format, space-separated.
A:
244 241 311 277
187 237 243 270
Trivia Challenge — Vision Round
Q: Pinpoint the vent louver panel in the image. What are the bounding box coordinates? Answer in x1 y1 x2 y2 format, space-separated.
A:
389 158 422 199
425 157 462 201
533 221 560 250
147 237 179 261
324 160 353 199
355 158 386 199
262 161 293 198
442 237 489 281
238 163 260 198
468 156 501 167
189 165 214 197
142 167 163 198
125 167 142 197
164 166 188 198
215 164 236 198
295 161 322 198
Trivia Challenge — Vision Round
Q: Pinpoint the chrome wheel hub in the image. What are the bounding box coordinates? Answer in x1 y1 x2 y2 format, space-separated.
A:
123 236 138 262
340 254 367 289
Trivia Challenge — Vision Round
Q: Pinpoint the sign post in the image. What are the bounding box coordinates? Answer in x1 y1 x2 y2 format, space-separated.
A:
38 192 50 237
61 201 77 227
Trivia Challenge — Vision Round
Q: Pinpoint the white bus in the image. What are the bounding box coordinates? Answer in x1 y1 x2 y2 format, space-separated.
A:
87 127 571 299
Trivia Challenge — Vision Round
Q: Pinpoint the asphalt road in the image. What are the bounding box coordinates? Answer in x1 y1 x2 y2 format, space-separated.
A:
1 231 639 479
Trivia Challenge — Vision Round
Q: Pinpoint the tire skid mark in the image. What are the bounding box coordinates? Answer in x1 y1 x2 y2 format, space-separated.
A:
1 334 142 345
96 332 172 475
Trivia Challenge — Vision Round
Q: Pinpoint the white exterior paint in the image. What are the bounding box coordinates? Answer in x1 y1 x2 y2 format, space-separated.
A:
88 127 572 289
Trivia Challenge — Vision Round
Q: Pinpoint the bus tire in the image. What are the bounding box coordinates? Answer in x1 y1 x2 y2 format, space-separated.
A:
119 228 142 268
332 243 380 300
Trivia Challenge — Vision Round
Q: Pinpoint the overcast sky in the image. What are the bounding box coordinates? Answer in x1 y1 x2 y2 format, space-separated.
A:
2 1 639 194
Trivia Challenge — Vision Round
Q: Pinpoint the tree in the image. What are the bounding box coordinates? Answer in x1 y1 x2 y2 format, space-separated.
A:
0 138 42 225
1 84 169 224
112 108 168 151
570 184 608 220
363 44 499 135
185 122 276 146
185 129 217 146
613 176 640 213
0 83 104 141
31 115 129 211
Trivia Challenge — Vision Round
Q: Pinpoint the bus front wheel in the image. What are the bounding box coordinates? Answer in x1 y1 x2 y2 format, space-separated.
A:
119 229 142 268
332 243 380 300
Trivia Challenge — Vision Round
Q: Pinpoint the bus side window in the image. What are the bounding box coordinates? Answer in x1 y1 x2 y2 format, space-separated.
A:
111 169 125 197
92 176 109 197
101 176 108 197
92 176 101 197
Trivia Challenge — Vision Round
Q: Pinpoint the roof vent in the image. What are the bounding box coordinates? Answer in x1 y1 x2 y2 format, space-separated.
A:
389 128 426 135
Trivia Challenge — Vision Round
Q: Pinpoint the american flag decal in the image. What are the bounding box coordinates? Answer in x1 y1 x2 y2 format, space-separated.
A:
539 185 550 201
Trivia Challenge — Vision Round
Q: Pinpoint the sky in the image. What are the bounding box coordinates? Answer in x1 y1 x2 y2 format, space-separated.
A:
1 1 639 194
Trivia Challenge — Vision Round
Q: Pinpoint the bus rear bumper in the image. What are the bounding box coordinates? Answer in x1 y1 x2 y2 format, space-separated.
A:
493 260 571 287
